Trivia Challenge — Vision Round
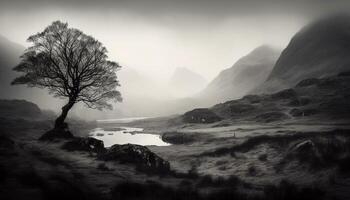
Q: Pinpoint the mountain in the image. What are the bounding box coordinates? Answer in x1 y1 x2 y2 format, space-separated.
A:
118 67 172 100
254 14 350 94
198 45 280 105
181 72 350 125
168 67 207 98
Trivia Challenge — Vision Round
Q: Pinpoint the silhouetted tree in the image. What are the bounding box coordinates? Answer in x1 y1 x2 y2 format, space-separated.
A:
12 21 122 130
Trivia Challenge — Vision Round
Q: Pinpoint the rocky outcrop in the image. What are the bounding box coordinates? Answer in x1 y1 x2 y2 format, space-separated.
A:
99 144 170 174
61 137 106 154
183 108 222 123
290 140 316 154
39 123 74 141
162 131 195 144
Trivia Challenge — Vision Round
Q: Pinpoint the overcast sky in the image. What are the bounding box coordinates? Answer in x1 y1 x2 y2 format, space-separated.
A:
1 0 349 82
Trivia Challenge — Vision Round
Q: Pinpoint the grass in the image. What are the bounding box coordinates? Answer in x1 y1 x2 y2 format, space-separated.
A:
200 129 350 158
196 175 242 188
111 179 325 200
258 154 267 161
97 163 111 171
263 180 325 200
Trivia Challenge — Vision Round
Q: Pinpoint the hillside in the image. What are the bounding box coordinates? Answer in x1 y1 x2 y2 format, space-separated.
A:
182 72 350 124
198 45 280 105
0 99 42 119
254 14 350 94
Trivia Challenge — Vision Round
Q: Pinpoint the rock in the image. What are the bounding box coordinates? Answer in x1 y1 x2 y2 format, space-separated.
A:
39 125 74 141
99 144 170 174
162 131 195 144
96 133 104 137
291 140 316 153
61 137 106 154
288 140 319 162
183 108 222 124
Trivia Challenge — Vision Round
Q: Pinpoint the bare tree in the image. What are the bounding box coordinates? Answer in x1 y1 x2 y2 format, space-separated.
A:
12 21 122 130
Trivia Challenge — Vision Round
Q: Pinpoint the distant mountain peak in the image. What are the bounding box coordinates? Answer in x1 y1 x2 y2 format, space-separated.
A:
168 67 207 98
197 45 281 105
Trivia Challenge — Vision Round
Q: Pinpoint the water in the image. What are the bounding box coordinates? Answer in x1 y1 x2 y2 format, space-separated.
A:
96 117 151 124
89 127 170 147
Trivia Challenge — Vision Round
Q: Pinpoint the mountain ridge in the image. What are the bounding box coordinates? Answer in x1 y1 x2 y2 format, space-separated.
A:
198 45 280 105
254 14 350 94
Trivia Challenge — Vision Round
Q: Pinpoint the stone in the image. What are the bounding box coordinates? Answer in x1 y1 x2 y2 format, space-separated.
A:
61 137 106 154
99 144 170 174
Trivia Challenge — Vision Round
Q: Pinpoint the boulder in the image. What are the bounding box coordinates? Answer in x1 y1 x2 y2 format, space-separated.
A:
183 108 222 123
291 140 316 153
288 140 320 162
99 144 170 174
162 131 195 144
61 137 106 154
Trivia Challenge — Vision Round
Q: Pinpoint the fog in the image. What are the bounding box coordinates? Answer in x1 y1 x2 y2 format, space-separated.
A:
1 0 350 119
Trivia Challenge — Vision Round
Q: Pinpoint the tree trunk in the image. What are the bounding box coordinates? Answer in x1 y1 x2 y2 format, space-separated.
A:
54 100 75 129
